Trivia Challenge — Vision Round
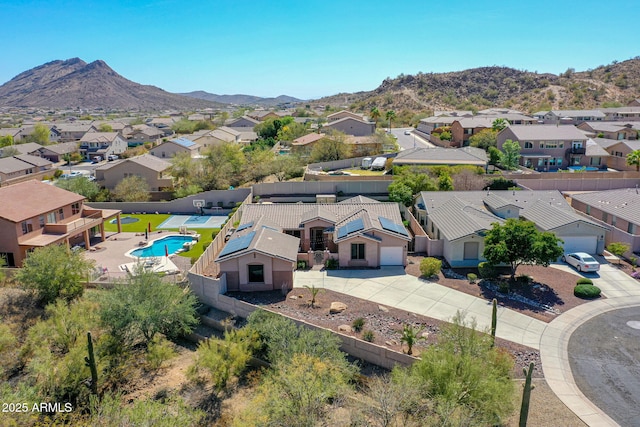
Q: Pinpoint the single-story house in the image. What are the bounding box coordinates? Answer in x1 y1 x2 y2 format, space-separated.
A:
217 196 411 291
225 116 260 128
0 142 43 157
570 188 640 255
150 137 200 158
0 155 53 182
577 122 638 140
36 141 80 162
593 138 640 170
291 133 325 156
415 190 607 266
392 146 487 167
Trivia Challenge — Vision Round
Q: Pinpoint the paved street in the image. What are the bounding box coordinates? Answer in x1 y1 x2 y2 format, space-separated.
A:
389 127 434 150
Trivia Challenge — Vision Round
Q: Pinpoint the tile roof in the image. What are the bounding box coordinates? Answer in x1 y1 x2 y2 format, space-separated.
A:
40 141 79 154
80 132 119 143
572 188 640 226
394 146 487 166
292 133 325 146
97 154 170 172
13 154 52 167
216 224 299 262
429 197 503 241
585 139 610 157
0 157 36 174
7 142 43 155
501 124 587 141
549 110 606 118
0 180 84 223
520 200 606 231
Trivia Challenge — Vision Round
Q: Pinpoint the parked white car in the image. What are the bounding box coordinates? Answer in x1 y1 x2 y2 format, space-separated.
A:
561 252 600 272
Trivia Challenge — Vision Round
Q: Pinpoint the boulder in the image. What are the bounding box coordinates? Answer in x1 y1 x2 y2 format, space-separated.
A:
329 302 348 314
378 305 389 312
338 324 352 332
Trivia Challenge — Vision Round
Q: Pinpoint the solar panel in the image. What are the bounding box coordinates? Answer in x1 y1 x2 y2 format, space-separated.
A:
236 221 254 232
337 218 364 239
173 137 196 147
379 216 409 237
219 231 256 257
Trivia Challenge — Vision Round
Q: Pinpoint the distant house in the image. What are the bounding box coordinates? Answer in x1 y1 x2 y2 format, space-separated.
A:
52 123 97 142
291 133 325 156
593 138 640 170
217 197 411 291
94 154 173 191
392 146 487 167
0 142 43 157
150 137 200 158
0 155 53 182
450 117 496 147
247 111 281 121
630 99 640 107
0 180 121 267
323 117 375 137
37 142 80 162
190 127 242 149
415 190 607 266
226 115 260 128
416 116 458 136
327 110 368 122
600 106 640 121
538 110 606 125
79 132 128 160
497 125 609 171
576 122 638 140
0 128 22 142
125 124 165 145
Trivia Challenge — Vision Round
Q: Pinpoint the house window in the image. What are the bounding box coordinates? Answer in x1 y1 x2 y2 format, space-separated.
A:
351 243 365 260
557 158 563 166
58 208 64 220
612 216 617 227
602 212 608 223
628 223 636 234
586 206 591 215
72 203 80 215
524 141 533 149
545 141 558 149
21 221 33 235
572 141 583 149
248 265 264 283
590 157 601 166
47 212 56 223
549 158 556 166
559 142 564 149
39 215 45 228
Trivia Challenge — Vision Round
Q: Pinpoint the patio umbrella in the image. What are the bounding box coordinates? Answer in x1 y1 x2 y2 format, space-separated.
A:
145 229 148 240
148 222 152 233
165 244 169 257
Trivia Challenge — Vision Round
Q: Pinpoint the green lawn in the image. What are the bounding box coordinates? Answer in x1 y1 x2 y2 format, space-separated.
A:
104 214 222 260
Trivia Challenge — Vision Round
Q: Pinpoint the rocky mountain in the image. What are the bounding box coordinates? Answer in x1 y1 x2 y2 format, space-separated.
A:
180 91 303 106
313 58 640 115
0 58 221 111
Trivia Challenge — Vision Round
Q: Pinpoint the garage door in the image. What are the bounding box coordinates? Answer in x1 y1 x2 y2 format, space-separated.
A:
561 236 597 254
380 247 404 266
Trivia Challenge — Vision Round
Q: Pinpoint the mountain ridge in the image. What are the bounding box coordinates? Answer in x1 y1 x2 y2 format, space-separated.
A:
180 91 303 106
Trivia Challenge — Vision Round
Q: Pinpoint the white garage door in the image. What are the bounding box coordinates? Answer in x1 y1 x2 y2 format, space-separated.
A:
561 236 597 254
380 247 404 266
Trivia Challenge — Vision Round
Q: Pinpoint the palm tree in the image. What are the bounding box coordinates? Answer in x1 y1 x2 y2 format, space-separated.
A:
304 284 322 308
400 324 424 355
626 149 640 171
385 110 396 131
370 107 381 127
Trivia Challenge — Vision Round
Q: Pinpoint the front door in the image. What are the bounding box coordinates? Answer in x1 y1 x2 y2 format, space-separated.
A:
311 228 325 250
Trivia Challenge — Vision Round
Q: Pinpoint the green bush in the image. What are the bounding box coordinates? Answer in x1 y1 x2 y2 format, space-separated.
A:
296 260 307 270
574 284 601 299
362 330 375 342
478 262 496 279
467 273 478 284
146 336 177 370
497 280 510 294
325 258 338 270
576 278 593 285
352 317 365 333
53 169 63 178
516 274 532 284
211 229 220 240
420 257 442 278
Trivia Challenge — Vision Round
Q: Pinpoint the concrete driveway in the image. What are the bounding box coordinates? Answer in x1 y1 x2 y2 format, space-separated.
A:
293 267 547 349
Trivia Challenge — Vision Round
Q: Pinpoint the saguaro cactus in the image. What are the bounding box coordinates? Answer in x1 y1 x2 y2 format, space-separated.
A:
490 298 497 347
519 362 535 427
85 332 98 395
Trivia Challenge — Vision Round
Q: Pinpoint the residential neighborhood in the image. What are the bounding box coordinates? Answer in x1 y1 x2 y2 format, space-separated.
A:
1 65 640 425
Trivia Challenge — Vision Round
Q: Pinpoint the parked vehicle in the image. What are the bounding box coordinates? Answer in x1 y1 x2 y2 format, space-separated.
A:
91 156 102 163
561 252 600 272
107 154 119 161
361 157 372 169
371 157 387 171
404 130 412 135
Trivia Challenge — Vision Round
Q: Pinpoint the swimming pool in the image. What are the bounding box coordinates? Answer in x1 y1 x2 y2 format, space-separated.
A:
128 235 196 258
567 166 599 172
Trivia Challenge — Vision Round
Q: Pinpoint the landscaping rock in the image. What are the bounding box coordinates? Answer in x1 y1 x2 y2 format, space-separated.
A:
329 302 348 314
378 305 389 312
338 324 352 332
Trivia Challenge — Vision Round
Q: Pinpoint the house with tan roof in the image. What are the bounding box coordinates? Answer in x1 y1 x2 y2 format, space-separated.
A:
577 122 638 140
291 133 325 155
79 132 128 160
0 155 53 182
415 190 607 266
125 124 166 145
94 154 173 191
393 146 487 167
150 137 200 159
52 123 97 142
0 142 43 157
0 180 121 267
322 116 375 136
36 141 80 162
217 197 411 291
497 125 609 171
226 116 260 128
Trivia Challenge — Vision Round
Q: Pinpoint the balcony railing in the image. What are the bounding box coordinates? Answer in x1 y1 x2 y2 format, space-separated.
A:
567 147 586 155
43 211 103 234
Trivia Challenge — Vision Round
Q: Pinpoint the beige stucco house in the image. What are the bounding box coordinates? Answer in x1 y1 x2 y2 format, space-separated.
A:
150 137 200 158
94 154 173 191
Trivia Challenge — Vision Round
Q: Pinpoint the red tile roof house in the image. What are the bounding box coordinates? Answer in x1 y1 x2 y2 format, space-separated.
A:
0 180 122 267
216 196 411 291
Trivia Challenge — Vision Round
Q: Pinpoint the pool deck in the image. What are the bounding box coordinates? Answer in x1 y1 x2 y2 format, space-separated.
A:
84 231 190 278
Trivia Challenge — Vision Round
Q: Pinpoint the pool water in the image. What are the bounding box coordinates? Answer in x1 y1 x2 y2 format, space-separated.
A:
110 216 139 224
130 235 195 258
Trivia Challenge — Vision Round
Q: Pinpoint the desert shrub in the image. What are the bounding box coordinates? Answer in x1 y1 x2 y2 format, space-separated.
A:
352 317 365 333
420 257 442 278
576 277 593 285
145 336 177 370
467 273 477 284
296 260 307 270
211 229 219 240
497 280 510 294
53 169 63 178
362 330 375 342
574 284 601 299
516 274 532 284
478 262 496 279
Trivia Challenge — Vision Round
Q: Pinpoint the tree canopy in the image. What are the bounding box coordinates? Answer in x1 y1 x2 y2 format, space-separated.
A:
113 175 151 201
483 218 563 279
469 128 498 150
499 139 521 170
626 149 640 171
16 244 95 304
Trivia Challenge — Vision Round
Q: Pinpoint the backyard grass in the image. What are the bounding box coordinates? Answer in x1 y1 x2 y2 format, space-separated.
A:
103 214 222 260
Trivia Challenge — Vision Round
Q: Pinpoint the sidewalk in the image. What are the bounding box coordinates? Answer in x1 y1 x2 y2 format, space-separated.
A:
293 267 547 349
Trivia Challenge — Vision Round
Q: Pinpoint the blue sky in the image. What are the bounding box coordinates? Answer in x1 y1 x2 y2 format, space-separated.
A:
1 0 639 100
